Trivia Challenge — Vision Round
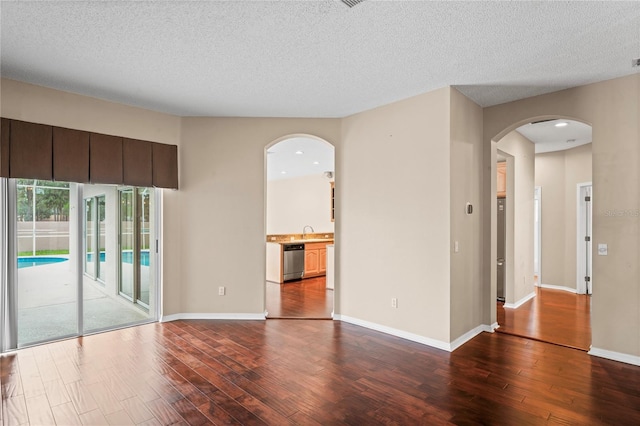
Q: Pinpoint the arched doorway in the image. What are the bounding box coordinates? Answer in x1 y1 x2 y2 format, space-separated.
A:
264 135 335 319
490 117 593 350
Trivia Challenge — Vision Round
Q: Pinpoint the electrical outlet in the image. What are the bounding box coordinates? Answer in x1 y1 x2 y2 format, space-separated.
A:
218 286 225 296
391 298 398 308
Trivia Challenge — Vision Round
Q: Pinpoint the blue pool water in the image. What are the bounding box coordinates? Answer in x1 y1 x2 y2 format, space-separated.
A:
19 250 150 269
87 250 149 266
18 257 68 269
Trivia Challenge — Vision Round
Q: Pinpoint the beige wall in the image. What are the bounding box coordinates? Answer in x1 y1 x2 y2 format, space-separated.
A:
178 117 340 315
340 87 452 342
449 88 484 340
496 131 535 304
266 174 334 235
534 151 566 286
535 144 592 289
483 74 640 357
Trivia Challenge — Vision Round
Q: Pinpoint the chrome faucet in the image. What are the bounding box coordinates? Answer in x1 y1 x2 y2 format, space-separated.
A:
302 225 314 238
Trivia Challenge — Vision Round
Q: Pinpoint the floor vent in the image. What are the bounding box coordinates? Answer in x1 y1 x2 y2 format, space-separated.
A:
340 0 366 8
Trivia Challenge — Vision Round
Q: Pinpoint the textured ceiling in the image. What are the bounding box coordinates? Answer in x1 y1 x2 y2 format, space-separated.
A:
1 1 639 118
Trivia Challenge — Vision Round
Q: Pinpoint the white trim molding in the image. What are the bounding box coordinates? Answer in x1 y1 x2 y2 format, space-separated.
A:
539 284 577 294
334 315 495 352
589 347 640 367
161 313 266 322
503 291 536 309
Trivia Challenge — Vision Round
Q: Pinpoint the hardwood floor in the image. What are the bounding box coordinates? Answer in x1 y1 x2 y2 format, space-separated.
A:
265 277 333 319
497 286 591 351
2 319 639 425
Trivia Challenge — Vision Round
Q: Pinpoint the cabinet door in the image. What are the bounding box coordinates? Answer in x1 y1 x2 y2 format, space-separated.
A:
305 249 319 276
497 162 507 198
319 248 327 274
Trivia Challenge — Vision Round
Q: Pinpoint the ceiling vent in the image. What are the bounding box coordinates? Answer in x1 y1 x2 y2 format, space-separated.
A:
340 0 366 8
633 58 640 67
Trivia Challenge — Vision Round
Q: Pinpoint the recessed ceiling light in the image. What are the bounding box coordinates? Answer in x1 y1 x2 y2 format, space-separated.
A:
295 150 304 155
281 171 287 174
555 122 568 127
313 161 320 165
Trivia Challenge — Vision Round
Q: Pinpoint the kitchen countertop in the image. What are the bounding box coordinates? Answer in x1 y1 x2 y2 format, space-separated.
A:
281 239 334 244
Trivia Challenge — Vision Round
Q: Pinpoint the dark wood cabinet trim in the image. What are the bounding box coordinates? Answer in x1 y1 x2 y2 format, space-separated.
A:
123 138 153 187
90 133 123 184
53 127 90 183
0 118 10 178
9 119 53 180
152 142 178 189
1 117 178 188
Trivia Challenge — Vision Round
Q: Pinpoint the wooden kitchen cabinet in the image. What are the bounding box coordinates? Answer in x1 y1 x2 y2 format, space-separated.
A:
319 247 327 274
305 249 320 276
497 161 506 198
304 242 330 278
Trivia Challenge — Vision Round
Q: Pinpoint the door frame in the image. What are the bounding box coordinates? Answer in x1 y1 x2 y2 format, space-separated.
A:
576 182 592 294
534 186 542 286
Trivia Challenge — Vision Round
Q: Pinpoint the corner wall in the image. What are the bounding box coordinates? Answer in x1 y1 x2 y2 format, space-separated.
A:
339 87 452 344
449 88 485 340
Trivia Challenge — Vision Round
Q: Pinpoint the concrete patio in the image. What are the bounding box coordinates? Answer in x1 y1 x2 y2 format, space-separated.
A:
17 258 151 345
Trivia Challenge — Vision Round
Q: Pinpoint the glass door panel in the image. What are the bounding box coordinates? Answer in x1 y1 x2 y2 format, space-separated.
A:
84 198 95 277
16 180 77 346
119 189 134 300
97 195 106 282
138 189 151 306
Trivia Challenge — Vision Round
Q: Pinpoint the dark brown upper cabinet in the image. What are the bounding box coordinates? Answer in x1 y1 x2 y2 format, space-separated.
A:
10 120 53 180
53 127 90 183
90 133 123 184
152 142 178 189
0 118 9 178
123 138 152 187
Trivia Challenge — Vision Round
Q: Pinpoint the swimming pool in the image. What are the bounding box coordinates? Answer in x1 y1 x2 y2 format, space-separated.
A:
87 251 149 266
18 257 69 269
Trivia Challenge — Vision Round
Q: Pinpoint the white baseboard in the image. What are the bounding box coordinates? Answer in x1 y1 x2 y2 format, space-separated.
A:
334 314 494 352
450 324 497 351
161 312 266 322
504 291 536 309
539 283 577 294
588 347 640 366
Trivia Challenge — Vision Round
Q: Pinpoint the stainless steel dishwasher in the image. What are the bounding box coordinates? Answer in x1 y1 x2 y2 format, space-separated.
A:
283 243 305 281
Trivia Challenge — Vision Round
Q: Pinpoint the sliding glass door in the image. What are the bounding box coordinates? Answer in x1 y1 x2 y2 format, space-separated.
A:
16 180 77 346
118 187 154 308
1 178 159 351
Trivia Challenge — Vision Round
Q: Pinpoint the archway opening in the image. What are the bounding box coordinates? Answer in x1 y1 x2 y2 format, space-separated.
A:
264 135 335 319
491 117 593 350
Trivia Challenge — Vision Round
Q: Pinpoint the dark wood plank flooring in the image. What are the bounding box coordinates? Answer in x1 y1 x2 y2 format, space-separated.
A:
266 277 333 319
2 319 640 425
497 286 591 351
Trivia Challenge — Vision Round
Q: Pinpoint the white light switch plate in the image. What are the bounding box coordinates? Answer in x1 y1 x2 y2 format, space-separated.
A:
598 244 608 256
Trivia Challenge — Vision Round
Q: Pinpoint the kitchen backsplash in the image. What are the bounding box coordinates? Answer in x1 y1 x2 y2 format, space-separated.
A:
266 233 334 243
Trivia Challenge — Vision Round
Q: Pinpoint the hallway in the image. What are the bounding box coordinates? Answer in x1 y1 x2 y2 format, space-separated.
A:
265 277 333 319
497 287 591 351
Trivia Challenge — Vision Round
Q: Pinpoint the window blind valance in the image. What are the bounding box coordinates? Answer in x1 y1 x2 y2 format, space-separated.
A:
0 118 178 189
